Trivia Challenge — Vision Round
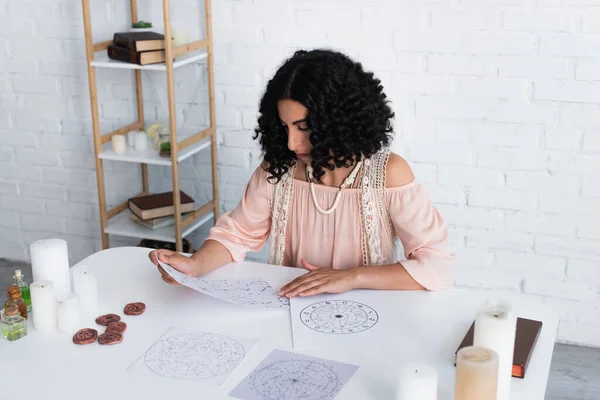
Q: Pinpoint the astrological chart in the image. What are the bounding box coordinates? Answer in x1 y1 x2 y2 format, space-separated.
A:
127 328 257 386
158 260 289 310
301 300 379 334
229 350 359 400
290 292 389 350
193 278 290 310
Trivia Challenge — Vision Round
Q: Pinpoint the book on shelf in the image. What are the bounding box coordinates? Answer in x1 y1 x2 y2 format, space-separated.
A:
113 31 165 52
128 191 195 220
454 317 543 379
107 44 166 66
131 212 193 230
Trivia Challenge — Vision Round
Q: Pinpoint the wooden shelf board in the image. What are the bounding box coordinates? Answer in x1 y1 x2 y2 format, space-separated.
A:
90 50 208 71
105 210 213 242
98 137 211 165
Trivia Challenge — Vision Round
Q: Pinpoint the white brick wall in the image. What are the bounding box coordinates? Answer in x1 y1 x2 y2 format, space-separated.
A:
1 0 599 346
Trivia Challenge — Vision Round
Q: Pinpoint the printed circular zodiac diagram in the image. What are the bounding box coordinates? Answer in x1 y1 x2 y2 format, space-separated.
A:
250 359 341 400
144 332 245 380
301 300 379 334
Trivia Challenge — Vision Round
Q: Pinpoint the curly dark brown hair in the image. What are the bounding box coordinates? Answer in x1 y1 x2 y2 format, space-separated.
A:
253 49 395 183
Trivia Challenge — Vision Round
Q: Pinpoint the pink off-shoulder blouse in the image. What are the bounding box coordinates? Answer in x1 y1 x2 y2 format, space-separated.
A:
206 166 455 290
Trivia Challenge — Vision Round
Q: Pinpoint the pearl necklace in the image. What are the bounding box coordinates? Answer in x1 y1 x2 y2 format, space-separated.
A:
305 161 363 215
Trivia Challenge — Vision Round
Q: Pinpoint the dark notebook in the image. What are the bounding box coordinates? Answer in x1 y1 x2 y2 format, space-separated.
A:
113 31 165 52
107 45 166 65
455 317 543 379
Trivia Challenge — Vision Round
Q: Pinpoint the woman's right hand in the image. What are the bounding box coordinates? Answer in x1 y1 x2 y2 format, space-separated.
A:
148 249 198 285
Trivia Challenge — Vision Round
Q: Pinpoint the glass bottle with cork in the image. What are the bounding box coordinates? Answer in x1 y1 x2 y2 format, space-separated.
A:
0 306 27 341
13 269 31 312
4 285 27 320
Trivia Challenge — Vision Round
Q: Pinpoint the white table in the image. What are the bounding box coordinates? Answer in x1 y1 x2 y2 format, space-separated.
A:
0 246 558 400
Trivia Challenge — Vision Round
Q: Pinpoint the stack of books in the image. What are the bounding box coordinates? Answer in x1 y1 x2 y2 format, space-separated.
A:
128 191 195 230
107 31 167 66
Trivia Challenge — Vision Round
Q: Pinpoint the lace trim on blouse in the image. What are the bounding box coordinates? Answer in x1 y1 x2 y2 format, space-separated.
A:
268 150 394 266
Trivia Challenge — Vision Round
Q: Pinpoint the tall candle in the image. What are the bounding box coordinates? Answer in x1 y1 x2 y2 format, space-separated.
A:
456 346 499 400
396 364 437 400
126 130 136 147
56 293 81 334
30 281 57 333
112 134 126 153
134 131 148 151
29 238 71 296
172 29 188 47
72 267 98 316
473 298 516 400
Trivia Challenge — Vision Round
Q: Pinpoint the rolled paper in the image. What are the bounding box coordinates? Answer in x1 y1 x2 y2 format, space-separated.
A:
112 134 126 153
29 238 71 296
56 293 81 334
134 131 148 151
72 267 98 315
473 298 517 400
126 130 136 147
30 281 57 333
455 346 499 400
396 364 437 400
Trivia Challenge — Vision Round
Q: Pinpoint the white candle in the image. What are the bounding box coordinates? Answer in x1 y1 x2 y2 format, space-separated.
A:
126 130 137 147
29 238 71 296
112 134 126 153
455 346 499 400
396 364 437 400
30 281 57 333
172 29 188 47
473 298 517 400
56 293 81 334
72 267 98 316
134 132 148 151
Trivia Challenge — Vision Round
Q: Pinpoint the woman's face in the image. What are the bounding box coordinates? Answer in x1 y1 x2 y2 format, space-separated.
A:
277 99 312 163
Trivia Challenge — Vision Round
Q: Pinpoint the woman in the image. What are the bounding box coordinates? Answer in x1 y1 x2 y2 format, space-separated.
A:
149 49 454 297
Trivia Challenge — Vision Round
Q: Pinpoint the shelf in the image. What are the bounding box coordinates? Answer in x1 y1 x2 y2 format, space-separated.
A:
98 137 211 165
90 50 208 71
105 210 214 243
82 0 220 253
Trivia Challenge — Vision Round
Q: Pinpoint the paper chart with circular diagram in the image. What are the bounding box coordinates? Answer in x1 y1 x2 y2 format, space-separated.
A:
158 259 289 310
229 349 359 400
127 327 257 386
289 292 385 350
301 300 379 334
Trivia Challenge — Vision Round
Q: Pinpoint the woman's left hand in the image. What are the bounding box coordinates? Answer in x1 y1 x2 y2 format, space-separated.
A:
279 259 358 298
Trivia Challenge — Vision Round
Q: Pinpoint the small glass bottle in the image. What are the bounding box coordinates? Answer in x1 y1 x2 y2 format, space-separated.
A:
0 306 27 341
13 269 31 313
4 285 27 320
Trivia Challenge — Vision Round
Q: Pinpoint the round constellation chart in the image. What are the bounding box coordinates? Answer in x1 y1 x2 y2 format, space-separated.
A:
301 300 379 334
144 332 245 380
250 359 341 400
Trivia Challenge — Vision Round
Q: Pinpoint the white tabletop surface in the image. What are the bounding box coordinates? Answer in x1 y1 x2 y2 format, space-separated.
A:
0 246 558 400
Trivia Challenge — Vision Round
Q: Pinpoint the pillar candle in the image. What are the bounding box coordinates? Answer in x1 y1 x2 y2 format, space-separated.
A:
112 134 126 153
29 238 71 296
172 29 188 47
455 346 499 400
134 131 148 151
396 364 437 400
126 130 136 147
30 281 57 333
473 298 516 400
72 268 98 316
56 293 80 334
